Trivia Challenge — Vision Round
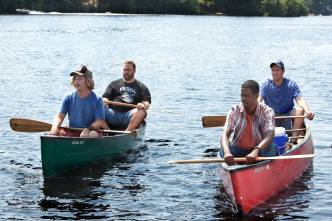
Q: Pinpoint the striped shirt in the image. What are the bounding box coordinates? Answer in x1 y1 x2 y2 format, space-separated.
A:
225 102 275 148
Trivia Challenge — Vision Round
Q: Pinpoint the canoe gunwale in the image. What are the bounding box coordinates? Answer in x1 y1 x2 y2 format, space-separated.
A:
41 133 132 141
40 121 146 141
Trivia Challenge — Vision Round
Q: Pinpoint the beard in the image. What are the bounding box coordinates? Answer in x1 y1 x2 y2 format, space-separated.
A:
123 73 134 81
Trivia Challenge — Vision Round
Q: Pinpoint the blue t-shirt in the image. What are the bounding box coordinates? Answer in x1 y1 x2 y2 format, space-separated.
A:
59 91 105 128
260 77 302 114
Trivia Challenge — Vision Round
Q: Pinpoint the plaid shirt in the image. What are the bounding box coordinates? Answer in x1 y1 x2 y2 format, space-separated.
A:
225 102 275 146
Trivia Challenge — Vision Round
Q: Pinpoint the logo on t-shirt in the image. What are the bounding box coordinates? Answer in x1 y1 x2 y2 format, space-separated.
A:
120 86 136 103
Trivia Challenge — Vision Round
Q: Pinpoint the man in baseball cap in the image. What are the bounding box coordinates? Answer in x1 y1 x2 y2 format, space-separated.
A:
259 60 314 145
269 60 284 69
70 65 93 78
50 65 108 137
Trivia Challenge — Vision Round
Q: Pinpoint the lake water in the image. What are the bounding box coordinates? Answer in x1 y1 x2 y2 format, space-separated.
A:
1 14 332 220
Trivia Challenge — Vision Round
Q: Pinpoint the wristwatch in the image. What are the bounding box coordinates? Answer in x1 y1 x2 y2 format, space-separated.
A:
254 146 261 152
87 125 95 131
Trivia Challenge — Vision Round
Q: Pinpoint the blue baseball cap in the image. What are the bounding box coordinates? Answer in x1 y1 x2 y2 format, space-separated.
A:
270 60 284 68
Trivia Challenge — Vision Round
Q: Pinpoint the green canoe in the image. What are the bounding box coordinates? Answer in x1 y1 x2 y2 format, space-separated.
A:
40 122 146 178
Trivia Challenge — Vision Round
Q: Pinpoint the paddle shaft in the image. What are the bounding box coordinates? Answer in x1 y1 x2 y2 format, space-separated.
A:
275 115 309 120
169 154 316 164
105 100 184 115
202 115 309 127
288 136 305 139
106 100 138 109
286 128 306 132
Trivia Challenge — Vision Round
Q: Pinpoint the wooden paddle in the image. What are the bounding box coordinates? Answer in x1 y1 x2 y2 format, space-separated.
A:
9 118 137 137
202 115 309 127
105 100 184 115
169 154 316 164
286 128 306 132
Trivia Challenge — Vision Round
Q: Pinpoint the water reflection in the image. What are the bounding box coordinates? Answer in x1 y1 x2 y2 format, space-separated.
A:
42 164 109 199
213 164 314 219
213 183 240 218
252 164 314 215
40 145 147 219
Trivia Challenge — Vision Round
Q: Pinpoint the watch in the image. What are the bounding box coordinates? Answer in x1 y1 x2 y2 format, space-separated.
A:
254 146 261 152
87 125 95 131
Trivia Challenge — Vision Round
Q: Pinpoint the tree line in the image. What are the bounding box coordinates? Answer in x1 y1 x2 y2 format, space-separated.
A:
1 0 331 16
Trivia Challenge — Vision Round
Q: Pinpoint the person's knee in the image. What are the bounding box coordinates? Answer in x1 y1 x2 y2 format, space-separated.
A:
140 109 147 118
132 109 147 119
89 131 99 137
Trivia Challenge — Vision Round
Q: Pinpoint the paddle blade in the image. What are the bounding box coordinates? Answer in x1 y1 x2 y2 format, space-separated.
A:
202 116 227 127
10 118 52 132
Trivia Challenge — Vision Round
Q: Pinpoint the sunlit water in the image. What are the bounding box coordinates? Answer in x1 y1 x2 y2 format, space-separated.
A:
0 14 332 220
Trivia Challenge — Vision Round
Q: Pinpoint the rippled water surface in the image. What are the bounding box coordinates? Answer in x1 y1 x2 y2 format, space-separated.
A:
1 14 332 220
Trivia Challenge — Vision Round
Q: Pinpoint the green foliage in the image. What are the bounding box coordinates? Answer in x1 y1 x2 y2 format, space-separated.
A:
220 0 264 16
262 0 287 16
285 0 309 16
303 0 332 15
0 0 17 13
0 0 330 16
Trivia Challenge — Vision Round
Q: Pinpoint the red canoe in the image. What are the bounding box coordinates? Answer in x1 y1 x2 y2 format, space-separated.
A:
218 123 314 213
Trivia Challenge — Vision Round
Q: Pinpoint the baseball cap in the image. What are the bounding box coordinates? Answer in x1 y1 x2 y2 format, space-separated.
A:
70 65 93 78
270 60 284 68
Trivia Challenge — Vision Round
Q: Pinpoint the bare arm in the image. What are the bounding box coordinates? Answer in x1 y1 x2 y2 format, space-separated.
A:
91 119 108 130
50 113 66 135
80 119 110 137
220 127 235 165
295 97 314 120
